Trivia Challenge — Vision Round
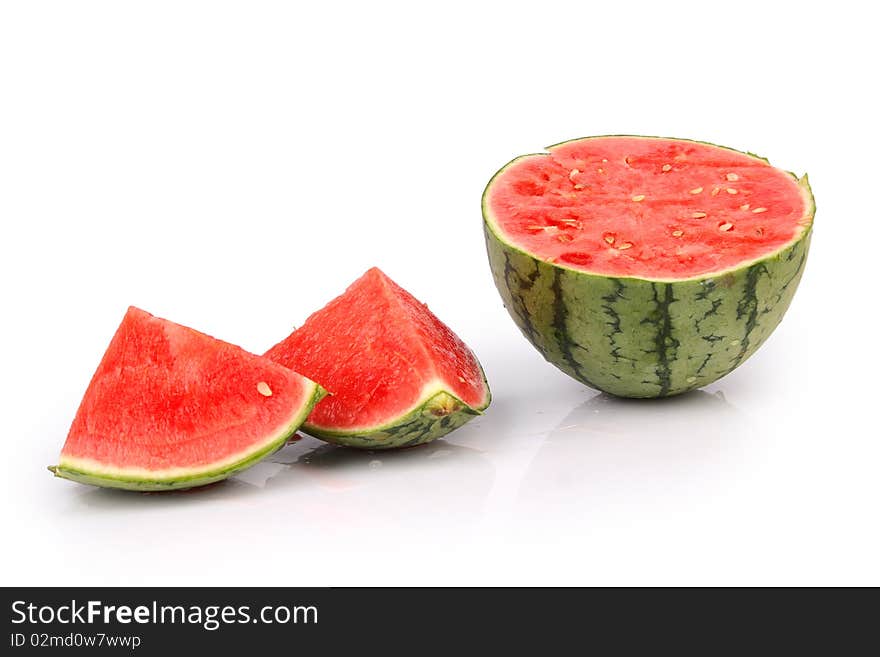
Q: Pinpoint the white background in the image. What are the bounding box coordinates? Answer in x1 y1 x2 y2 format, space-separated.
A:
1 1 878 586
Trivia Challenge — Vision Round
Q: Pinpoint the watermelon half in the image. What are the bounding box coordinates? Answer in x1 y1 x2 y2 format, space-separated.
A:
50 307 325 491
265 268 491 449
483 136 814 398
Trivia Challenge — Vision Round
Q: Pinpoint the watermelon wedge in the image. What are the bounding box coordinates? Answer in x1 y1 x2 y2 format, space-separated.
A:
483 136 814 398
51 307 324 491
265 268 491 449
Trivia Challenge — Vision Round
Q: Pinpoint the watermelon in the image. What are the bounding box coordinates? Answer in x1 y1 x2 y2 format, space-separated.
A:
265 268 491 449
50 307 325 491
483 136 814 398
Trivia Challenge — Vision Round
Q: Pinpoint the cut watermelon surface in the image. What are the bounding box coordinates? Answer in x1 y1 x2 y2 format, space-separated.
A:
483 136 814 398
486 136 811 279
51 307 324 491
265 268 491 449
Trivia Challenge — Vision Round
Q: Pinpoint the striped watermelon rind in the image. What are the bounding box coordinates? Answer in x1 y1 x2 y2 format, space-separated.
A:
483 136 815 398
49 383 326 491
304 384 490 450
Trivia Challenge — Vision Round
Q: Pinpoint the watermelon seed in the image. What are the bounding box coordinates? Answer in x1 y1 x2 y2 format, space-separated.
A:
256 382 272 397
755 227 765 236
602 158 608 162
573 184 585 190
689 187 703 194
672 230 684 237
569 168 581 181
617 242 633 250
597 168 605 174
631 194 645 202
557 234 574 243
726 172 740 182
726 188 738 195
458 376 466 383
662 164 672 172
740 203 750 211
603 233 616 245
692 211 707 218
530 224 560 233
624 156 633 167
711 187 721 196
752 207 768 214
718 222 734 232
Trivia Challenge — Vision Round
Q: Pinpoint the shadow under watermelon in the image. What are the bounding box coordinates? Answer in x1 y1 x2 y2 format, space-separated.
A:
252 436 497 531
66 472 267 510
64 428 496 517
511 389 754 531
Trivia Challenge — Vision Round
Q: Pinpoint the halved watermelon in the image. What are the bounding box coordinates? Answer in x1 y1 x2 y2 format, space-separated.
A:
483 136 814 398
51 307 324 491
265 268 491 449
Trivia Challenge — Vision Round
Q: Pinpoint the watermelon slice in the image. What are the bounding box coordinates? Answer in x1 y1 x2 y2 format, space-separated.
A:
51 307 325 491
265 268 491 449
483 135 814 398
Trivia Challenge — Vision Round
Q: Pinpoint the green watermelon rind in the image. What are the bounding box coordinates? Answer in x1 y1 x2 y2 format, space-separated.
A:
303 376 491 450
49 383 326 492
483 135 815 398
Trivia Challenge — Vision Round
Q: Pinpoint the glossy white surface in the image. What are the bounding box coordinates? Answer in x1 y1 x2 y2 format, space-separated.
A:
2 1 878 586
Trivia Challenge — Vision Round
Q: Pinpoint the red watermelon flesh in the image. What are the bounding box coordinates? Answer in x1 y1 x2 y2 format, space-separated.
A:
53 307 323 490
486 136 811 278
264 268 490 441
